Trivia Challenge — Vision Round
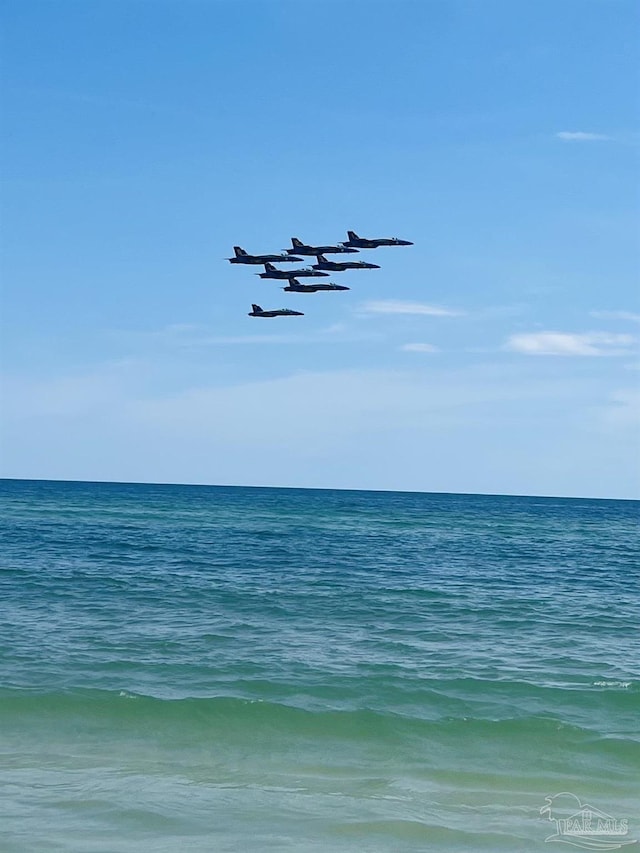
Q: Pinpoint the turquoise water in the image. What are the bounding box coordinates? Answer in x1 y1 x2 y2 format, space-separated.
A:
1 479 638 851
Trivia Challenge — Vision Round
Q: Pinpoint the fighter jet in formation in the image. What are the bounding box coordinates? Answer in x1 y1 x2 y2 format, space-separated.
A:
342 231 413 249
228 230 412 319
284 237 358 256
282 279 350 293
258 262 329 280
248 304 303 318
312 254 380 272
228 246 303 265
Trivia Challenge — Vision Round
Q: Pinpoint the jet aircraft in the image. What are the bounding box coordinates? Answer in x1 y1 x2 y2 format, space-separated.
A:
248 304 304 318
284 237 358 256
228 246 303 264
282 279 350 293
258 262 329 280
312 254 380 272
342 231 413 249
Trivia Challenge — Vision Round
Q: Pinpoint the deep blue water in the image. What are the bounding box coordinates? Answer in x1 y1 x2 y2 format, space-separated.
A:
1 479 638 851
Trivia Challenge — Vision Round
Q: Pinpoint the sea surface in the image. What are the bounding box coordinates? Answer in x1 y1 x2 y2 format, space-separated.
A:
0 479 638 852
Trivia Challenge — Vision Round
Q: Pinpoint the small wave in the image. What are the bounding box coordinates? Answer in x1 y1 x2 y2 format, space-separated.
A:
0 687 622 747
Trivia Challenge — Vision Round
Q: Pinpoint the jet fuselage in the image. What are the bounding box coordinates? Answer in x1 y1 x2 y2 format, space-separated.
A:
342 232 413 249
229 252 303 264
283 280 350 293
248 304 304 317
312 255 380 271
285 241 358 256
258 263 329 280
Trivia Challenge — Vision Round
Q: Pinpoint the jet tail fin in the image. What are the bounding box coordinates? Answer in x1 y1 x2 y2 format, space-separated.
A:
347 231 359 241
251 304 262 313
316 253 328 262
234 246 247 257
264 262 276 271
291 237 303 248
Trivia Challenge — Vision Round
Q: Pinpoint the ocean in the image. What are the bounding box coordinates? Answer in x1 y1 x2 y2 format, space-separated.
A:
1 479 638 852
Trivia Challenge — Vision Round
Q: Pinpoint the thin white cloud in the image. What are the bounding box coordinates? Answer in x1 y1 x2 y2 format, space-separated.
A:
556 131 612 142
401 343 439 353
320 323 348 335
4 363 639 496
191 335 308 345
506 331 635 356
360 300 462 317
110 322 378 347
505 331 635 356
590 311 640 323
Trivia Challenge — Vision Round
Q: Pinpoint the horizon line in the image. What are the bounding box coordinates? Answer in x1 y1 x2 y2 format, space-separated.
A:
0 477 637 503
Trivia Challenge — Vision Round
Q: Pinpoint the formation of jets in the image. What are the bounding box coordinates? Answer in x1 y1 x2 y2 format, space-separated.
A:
227 231 413 318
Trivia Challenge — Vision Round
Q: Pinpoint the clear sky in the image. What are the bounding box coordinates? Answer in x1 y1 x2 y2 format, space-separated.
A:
1 0 639 498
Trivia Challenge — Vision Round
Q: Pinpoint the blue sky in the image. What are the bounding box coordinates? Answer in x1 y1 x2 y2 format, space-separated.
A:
2 0 639 497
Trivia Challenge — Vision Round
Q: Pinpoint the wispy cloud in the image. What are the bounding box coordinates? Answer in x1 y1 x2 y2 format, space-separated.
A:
359 300 463 317
110 322 378 348
556 131 612 142
113 325 303 346
4 363 638 496
400 343 439 353
590 310 640 323
505 331 635 356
